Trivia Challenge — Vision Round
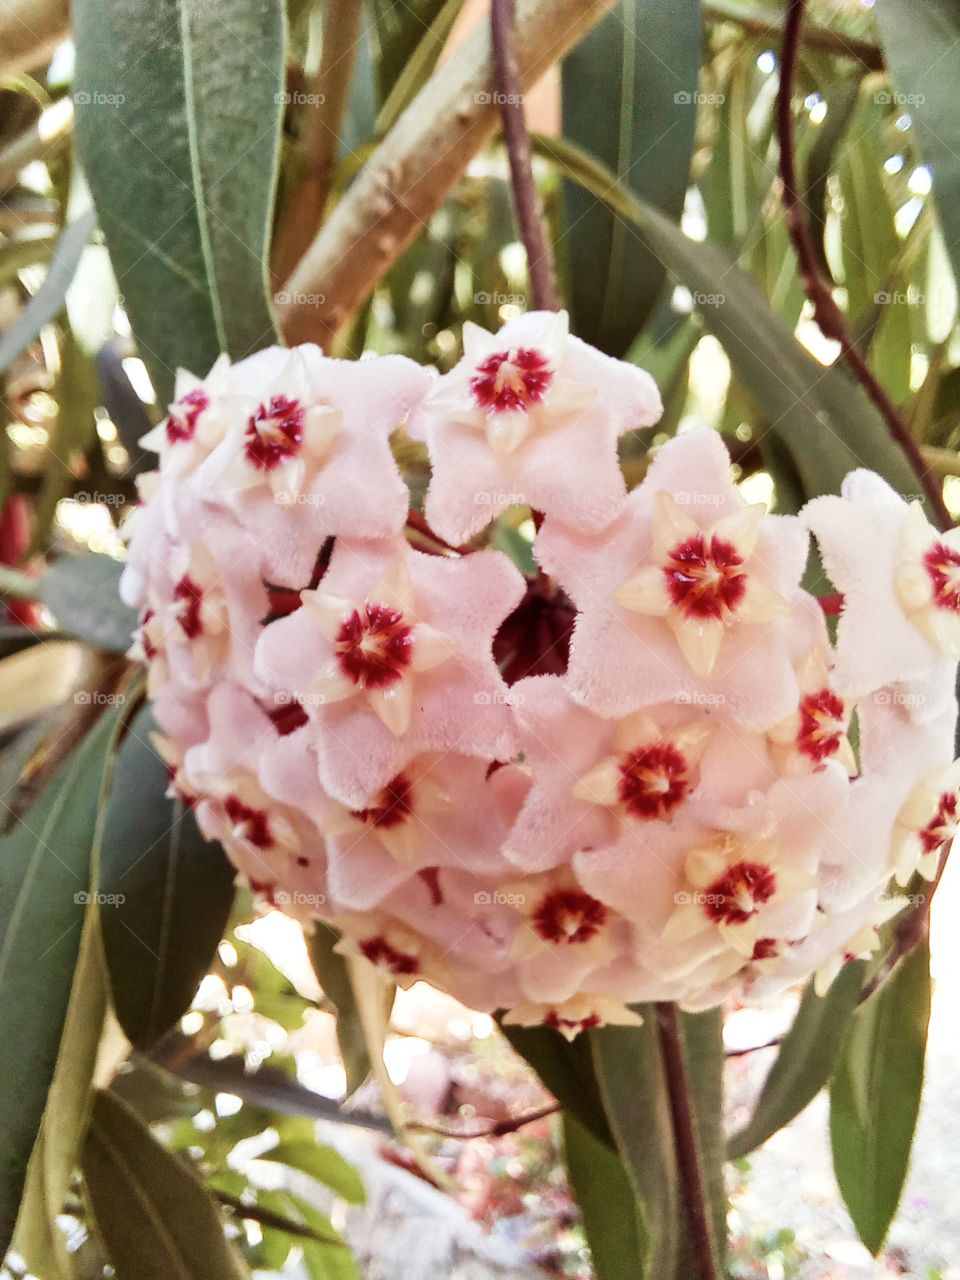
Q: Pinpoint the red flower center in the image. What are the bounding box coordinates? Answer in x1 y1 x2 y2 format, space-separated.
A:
924 543 960 613
244 394 304 470
335 602 414 689
796 688 846 764
703 860 777 926
544 1010 601 1034
531 889 607 946
751 937 780 961
140 607 159 659
470 347 553 414
224 796 273 849
618 742 691 819
920 791 959 853
359 936 419 976
663 534 748 621
166 388 209 445
172 574 204 639
355 773 414 829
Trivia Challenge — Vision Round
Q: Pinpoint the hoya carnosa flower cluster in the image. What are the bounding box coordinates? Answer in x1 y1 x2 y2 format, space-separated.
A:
122 311 959 1041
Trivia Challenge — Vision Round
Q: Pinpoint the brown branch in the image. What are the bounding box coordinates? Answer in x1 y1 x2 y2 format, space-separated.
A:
410 1101 560 1140
776 0 951 531
278 0 616 346
703 1 883 71
271 0 364 284
489 0 558 311
655 1004 722 1280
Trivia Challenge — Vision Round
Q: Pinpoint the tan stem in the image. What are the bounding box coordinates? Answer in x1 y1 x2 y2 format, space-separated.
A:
271 0 364 284
278 0 616 346
0 0 68 76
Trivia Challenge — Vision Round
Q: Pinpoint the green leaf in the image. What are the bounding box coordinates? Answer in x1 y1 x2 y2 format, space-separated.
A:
589 1015 678 1276
72 0 285 404
83 1088 250 1279
830 942 931 1255
0 210 95 373
98 707 236 1049
561 0 700 356
537 133 932 512
562 1112 646 1280
874 0 960 289
307 923 377 1095
501 1019 614 1149
0 709 120 1259
678 1010 726 1269
40 553 138 653
728 962 866 1159
258 1140 365 1205
374 0 466 134
370 0 450 104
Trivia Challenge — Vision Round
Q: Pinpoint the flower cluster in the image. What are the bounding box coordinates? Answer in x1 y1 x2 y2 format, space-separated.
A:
122 311 959 1039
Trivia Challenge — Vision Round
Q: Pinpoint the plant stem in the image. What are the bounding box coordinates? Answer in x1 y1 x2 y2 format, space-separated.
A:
776 0 951 530
271 0 363 284
655 1003 721 1280
277 0 615 345
703 0 882 70
489 0 558 311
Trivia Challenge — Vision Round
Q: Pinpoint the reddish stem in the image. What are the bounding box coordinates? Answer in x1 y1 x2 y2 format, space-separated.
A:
490 0 559 312
776 0 951 530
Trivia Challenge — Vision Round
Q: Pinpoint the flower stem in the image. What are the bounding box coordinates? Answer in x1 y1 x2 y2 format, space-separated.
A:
655 1003 722 1280
489 0 559 312
775 0 951 530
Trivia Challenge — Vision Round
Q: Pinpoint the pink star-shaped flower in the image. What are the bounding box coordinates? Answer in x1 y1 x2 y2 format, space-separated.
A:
140 354 232 476
253 536 525 806
194 347 427 583
407 309 662 543
803 470 958 714
536 428 810 730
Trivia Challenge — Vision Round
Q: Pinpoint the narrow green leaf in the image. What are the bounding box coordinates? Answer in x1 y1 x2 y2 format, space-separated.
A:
728 962 865 1159
98 707 236 1049
370 0 450 103
589 1015 677 1276
40 553 138 654
83 1088 250 1279
830 942 931 1255
562 1112 646 1280
536 133 932 513
73 0 285 404
501 1019 614 1149
0 211 95 373
561 0 700 356
678 1010 727 1268
308 923 377 1095
874 0 960 289
0 709 119 1258
258 1140 365 1205
375 0 466 134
